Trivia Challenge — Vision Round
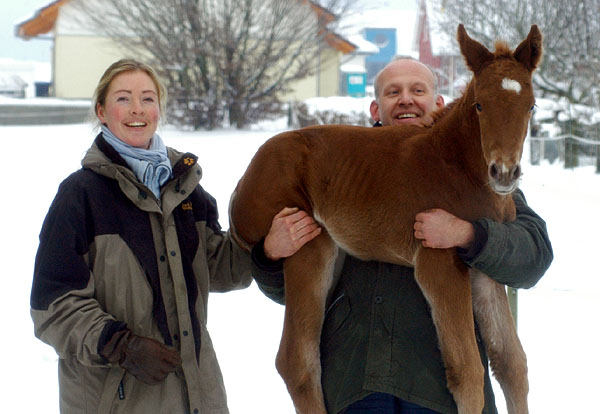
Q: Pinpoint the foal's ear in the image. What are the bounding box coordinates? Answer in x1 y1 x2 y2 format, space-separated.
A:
457 24 494 75
513 24 543 71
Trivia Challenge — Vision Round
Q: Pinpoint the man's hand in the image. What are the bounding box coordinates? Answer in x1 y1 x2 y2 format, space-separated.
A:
264 207 321 260
414 208 474 249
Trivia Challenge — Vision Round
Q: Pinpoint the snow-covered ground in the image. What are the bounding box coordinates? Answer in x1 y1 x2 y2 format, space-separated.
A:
1 119 598 413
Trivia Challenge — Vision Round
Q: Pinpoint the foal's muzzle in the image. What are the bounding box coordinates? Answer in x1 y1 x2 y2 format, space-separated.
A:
488 162 521 194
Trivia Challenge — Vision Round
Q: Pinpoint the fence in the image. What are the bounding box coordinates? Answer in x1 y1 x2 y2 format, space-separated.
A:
530 134 600 173
0 104 90 125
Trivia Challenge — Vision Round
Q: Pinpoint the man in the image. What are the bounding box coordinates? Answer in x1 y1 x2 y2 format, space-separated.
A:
254 58 553 414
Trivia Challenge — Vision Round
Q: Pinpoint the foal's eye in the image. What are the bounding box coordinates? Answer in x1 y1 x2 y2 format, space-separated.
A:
529 103 537 112
475 103 482 112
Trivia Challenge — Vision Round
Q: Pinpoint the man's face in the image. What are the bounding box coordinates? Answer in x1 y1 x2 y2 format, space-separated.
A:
370 60 444 126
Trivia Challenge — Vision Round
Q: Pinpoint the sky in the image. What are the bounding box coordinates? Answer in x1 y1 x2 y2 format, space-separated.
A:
1 0 52 62
1 106 599 413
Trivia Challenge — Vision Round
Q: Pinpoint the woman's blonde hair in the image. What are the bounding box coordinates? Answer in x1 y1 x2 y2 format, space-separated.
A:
92 59 167 126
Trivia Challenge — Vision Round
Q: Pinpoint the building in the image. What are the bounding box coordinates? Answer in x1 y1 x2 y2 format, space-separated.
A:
338 0 459 97
16 0 359 101
0 58 51 98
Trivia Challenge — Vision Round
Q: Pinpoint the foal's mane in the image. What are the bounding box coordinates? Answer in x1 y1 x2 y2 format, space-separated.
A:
493 40 512 57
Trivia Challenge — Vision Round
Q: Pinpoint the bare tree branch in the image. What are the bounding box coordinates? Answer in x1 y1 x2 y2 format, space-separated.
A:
432 0 600 109
75 0 356 129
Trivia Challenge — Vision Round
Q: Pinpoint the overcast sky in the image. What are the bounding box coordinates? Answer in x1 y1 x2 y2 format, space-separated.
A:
1 0 52 62
1 0 418 63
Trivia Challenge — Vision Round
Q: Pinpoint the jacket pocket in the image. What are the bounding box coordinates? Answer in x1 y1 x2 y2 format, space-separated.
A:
98 368 126 414
321 293 351 352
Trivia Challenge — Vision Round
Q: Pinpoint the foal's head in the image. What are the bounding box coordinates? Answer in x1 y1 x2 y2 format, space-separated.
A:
458 24 543 194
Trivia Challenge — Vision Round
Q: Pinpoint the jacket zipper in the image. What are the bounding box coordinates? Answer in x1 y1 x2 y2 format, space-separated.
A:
118 380 125 400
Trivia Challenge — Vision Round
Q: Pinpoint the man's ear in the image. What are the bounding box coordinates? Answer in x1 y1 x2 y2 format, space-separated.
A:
369 100 380 122
435 94 445 109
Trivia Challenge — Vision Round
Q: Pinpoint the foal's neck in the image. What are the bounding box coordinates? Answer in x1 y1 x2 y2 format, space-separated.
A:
434 81 489 186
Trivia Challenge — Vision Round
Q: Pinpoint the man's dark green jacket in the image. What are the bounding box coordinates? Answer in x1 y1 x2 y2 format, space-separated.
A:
251 189 553 414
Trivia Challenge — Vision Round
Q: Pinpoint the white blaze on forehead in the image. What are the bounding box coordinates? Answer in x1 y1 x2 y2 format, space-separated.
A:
502 78 522 94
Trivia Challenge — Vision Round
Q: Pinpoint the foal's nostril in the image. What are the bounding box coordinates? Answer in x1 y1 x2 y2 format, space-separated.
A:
511 164 522 180
489 163 500 180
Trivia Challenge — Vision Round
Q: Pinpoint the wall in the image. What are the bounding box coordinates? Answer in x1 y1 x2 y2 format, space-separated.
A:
54 35 126 99
281 48 342 102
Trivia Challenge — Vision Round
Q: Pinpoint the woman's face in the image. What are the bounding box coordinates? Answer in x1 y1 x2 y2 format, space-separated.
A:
97 70 160 149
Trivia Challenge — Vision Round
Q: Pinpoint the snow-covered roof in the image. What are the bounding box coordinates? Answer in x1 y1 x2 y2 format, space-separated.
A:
0 58 51 98
345 34 379 55
0 74 27 92
340 64 367 73
19 0 357 54
16 0 71 39
0 58 51 83
340 8 418 57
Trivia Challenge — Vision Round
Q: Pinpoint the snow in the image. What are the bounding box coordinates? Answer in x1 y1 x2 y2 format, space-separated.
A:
304 95 374 113
344 34 379 55
340 9 419 57
0 95 90 106
2 114 599 413
0 58 51 98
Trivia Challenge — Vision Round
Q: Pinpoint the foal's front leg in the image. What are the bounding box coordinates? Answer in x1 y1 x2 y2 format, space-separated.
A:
414 247 485 414
276 233 338 414
471 270 529 414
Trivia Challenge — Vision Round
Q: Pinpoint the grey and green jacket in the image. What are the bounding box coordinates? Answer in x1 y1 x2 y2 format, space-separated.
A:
251 188 553 414
31 134 253 414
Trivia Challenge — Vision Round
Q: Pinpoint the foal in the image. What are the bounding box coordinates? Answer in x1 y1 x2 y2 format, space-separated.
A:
230 25 542 414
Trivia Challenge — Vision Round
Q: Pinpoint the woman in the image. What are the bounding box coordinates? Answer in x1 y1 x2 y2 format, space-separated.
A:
31 59 253 414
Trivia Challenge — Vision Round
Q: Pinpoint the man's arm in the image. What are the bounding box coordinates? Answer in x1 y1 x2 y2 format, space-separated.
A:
251 238 286 305
414 189 553 288
251 208 321 305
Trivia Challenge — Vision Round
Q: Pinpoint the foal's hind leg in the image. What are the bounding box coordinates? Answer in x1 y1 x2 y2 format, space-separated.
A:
471 271 529 414
414 247 485 414
276 233 337 414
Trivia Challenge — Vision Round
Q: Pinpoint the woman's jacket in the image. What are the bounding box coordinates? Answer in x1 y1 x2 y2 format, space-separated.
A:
31 135 252 414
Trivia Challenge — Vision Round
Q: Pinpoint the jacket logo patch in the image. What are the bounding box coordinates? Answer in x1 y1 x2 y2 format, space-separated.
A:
182 201 193 210
183 157 195 166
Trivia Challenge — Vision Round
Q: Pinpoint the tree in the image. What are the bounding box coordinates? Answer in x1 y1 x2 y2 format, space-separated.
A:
431 0 600 109
75 0 355 129
430 0 600 171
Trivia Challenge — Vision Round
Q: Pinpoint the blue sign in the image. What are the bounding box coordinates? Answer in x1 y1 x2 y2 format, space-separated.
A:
365 28 397 62
346 73 366 97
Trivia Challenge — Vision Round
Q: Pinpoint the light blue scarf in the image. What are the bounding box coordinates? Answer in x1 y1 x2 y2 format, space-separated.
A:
101 125 172 199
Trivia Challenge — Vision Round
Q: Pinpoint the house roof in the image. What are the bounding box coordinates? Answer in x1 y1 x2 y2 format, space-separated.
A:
16 0 72 40
324 31 356 54
0 74 28 91
15 0 356 54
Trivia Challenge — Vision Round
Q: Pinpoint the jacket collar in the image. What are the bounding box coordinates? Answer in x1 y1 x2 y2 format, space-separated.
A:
87 133 202 182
